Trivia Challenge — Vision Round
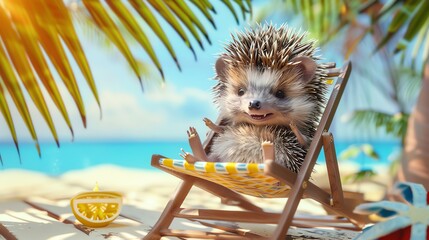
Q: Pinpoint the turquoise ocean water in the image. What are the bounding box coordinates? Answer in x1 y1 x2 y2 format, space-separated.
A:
0 141 400 176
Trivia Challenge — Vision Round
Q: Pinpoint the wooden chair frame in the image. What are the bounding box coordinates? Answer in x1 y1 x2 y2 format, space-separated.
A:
145 62 368 239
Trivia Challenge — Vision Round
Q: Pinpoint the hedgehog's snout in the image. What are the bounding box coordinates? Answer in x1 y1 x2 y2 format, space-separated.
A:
248 100 261 110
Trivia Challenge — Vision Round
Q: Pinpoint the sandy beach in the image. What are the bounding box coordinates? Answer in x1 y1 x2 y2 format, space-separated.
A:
0 162 393 239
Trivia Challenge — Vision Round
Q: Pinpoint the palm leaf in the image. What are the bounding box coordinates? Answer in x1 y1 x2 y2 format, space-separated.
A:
402 1 429 43
373 0 401 22
200 0 216 13
264 0 429 70
349 110 409 139
0 5 60 147
128 0 185 68
398 18 429 71
105 0 164 78
221 0 240 24
339 144 379 161
83 0 142 85
339 145 361 161
171 0 212 44
0 83 20 161
275 0 347 42
0 0 251 162
361 144 380 160
372 0 429 70
29 10 88 127
375 1 423 51
163 0 207 47
189 0 216 28
408 22 429 69
233 0 249 20
0 38 41 157
9 5 74 136
146 0 199 55
245 0 252 16
46 1 101 112
343 169 377 184
394 67 422 107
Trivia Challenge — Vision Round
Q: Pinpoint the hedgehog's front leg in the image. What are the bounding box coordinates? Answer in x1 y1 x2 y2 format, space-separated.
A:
203 118 224 133
180 127 209 163
261 141 275 162
289 122 309 147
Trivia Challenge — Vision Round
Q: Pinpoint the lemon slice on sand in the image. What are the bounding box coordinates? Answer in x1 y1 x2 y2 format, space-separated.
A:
71 191 123 228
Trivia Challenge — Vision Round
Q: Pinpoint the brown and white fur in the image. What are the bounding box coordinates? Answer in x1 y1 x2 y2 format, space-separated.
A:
181 24 328 172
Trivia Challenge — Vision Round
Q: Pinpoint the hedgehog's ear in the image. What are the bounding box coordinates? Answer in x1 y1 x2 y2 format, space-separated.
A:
215 55 228 81
291 56 317 84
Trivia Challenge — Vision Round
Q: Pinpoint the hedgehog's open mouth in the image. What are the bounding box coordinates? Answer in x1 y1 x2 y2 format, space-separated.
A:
249 113 273 120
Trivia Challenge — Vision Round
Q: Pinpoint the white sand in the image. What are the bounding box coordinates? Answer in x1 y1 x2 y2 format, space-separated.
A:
0 163 393 239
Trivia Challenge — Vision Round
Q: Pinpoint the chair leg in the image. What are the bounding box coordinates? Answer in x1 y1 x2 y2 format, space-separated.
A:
322 132 344 207
144 178 195 240
322 132 369 227
270 193 301 239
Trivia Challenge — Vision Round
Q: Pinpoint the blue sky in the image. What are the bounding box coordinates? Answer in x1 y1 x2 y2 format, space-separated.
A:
0 1 400 144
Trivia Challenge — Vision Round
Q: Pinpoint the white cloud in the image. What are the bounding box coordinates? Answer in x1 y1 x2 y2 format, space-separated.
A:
76 85 217 140
80 91 167 139
144 85 186 106
0 83 218 142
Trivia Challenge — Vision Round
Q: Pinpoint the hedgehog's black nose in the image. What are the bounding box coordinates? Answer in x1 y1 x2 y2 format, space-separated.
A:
248 100 261 110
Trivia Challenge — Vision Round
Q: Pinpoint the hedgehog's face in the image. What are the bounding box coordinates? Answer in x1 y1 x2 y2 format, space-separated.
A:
215 56 317 127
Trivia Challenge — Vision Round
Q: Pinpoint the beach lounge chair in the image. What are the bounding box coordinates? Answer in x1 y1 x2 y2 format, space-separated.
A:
145 62 369 239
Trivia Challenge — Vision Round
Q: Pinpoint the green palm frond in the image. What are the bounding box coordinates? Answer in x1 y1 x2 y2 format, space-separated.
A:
264 0 429 70
374 0 429 70
285 0 355 43
0 0 251 161
257 0 425 143
343 169 377 184
339 144 380 161
349 110 409 139
258 0 368 54
375 1 425 49
394 67 422 110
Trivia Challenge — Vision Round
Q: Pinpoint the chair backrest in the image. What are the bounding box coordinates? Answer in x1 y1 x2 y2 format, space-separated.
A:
299 62 351 173
203 62 351 156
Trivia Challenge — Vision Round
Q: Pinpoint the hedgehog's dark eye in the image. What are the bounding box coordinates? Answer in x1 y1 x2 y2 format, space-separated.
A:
238 88 245 96
275 90 285 99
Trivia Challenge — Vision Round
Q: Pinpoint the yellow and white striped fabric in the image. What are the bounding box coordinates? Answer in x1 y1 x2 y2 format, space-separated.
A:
159 158 291 198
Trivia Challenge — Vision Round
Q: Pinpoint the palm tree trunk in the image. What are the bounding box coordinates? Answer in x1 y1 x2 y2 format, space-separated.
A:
398 63 429 189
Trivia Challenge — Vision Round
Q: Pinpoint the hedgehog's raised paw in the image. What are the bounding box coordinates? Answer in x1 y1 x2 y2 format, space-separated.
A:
203 118 224 133
187 127 202 150
187 127 198 138
203 117 214 127
180 148 198 163
261 141 275 161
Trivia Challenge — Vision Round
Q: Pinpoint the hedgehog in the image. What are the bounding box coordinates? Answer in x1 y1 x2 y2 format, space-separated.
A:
180 24 328 173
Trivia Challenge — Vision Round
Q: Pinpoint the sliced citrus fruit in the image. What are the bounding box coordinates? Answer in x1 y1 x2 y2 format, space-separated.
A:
70 191 123 228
